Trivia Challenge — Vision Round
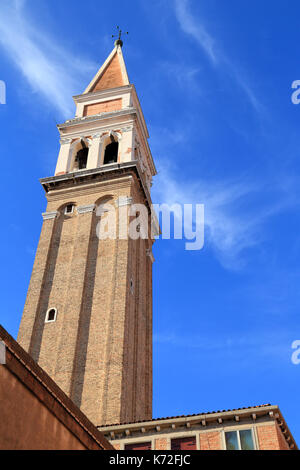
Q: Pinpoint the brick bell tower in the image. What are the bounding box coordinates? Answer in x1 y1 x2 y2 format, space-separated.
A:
17 39 157 426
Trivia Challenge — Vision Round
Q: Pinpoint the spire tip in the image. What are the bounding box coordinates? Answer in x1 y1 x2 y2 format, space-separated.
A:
112 26 128 48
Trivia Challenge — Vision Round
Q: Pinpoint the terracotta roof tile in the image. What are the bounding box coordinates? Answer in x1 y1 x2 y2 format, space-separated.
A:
99 404 273 428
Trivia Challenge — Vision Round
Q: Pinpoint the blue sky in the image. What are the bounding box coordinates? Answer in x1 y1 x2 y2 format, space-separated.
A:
0 0 300 443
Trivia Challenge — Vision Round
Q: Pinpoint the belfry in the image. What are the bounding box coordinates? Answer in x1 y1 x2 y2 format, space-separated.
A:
17 40 156 427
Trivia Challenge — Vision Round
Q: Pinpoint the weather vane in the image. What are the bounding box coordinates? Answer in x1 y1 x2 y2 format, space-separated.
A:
112 26 128 47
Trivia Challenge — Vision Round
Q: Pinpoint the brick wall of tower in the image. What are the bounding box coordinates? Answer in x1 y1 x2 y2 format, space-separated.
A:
18 171 153 426
119 180 153 424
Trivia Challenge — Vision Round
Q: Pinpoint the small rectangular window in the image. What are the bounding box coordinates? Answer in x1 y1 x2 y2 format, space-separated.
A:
225 431 239 450
240 429 255 450
225 429 255 450
65 204 74 214
171 437 197 450
125 442 152 450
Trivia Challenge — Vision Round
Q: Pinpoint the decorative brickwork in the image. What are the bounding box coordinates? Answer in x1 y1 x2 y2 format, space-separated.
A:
83 98 122 117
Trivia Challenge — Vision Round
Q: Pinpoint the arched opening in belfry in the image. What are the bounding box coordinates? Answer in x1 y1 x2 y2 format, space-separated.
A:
103 141 119 165
74 141 89 170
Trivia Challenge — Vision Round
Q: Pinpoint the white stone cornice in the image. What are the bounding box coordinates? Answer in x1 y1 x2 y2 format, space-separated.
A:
121 126 133 133
73 85 133 103
60 138 72 145
115 196 133 208
77 204 96 214
58 108 136 129
42 211 59 220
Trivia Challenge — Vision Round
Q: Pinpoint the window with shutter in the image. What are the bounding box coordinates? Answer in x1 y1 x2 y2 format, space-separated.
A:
125 442 152 450
171 437 197 450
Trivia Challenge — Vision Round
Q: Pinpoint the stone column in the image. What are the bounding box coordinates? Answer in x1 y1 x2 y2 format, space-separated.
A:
87 134 102 169
55 139 72 175
120 127 134 163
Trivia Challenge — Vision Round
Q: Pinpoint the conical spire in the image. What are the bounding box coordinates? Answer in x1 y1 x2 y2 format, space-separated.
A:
84 45 130 94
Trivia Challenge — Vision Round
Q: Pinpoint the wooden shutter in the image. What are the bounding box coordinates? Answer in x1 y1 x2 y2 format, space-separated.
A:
125 442 152 450
171 437 197 450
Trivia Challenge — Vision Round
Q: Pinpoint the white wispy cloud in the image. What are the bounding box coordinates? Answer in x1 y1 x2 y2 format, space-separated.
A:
174 0 217 64
174 0 263 114
151 140 299 270
159 60 202 94
0 0 97 117
149 124 263 268
153 164 261 269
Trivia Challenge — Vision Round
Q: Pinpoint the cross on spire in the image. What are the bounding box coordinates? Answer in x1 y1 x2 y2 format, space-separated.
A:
112 26 128 48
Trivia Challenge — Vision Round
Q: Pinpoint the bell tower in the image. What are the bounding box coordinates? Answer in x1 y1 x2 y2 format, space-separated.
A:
17 41 157 426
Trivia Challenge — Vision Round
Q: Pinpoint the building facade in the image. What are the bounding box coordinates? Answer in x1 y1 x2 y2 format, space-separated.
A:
99 404 297 451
